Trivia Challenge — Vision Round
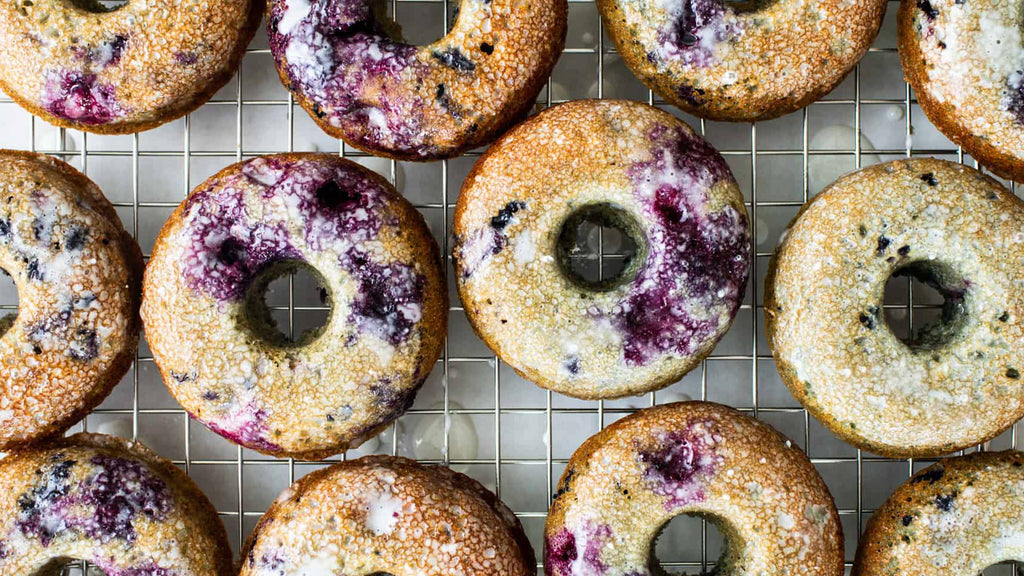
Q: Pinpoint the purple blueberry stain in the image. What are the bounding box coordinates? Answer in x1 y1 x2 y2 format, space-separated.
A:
456 200 528 280
651 0 737 67
1004 71 1024 124
174 51 198 65
199 400 282 454
544 522 612 576
610 124 749 365
92 558 179 576
266 0 445 156
344 249 424 345
636 423 721 510
41 70 124 125
16 458 76 546
79 454 172 543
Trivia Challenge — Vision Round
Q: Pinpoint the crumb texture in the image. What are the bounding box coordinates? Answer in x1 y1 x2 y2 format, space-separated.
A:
766 158 1024 457
240 455 536 576
597 0 888 121
544 402 843 576
855 451 1024 575
0 433 233 575
453 99 749 399
142 153 447 460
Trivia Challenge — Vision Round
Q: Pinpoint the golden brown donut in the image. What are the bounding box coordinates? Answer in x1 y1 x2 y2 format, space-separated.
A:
0 0 263 134
899 0 1024 181
142 153 447 460
240 455 536 576
0 150 141 451
766 158 1024 457
0 433 233 575
855 451 1024 575
597 0 887 121
545 402 843 576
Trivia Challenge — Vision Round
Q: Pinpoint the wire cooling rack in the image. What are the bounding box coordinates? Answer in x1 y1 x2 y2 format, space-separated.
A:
0 0 1021 573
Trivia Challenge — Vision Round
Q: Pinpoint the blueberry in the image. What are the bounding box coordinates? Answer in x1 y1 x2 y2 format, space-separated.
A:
431 48 475 72
490 201 526 230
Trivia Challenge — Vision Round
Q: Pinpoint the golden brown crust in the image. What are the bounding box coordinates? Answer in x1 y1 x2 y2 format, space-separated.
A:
545 402 843 576
854 451 1024 575
0 433 234 575
598 0 887 121
0 150 142 451
897 0 1024 182
143 153 447 459
765 158 1024 458
240 455 535 575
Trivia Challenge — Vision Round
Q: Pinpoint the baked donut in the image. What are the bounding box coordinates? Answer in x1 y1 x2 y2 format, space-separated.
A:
597 0 887 121
544 402 843 576
142 153 446 460
766 158 1024 458
265 0 566 160
855 451 1024 574
240 455 535 576
0 150 141 451
899 0 1024 181
453 99 749 399
0 433 233 575
0 0 262 133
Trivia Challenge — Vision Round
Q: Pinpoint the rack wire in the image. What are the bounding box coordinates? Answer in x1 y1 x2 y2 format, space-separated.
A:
0 0 1020 573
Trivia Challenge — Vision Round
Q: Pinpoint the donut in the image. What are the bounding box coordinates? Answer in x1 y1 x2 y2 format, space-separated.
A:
264 0 566 160
0 150 141 451
899 0 1024 181
0 432 233 575
596 0 887 121
240 455 535 576
544 402 843 576
142 153 446 460
854 451 1024 574
765 158 1024 458
452 99 750 399
0 0 262 134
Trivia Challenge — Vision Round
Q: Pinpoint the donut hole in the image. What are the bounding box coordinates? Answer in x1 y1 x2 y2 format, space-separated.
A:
66 0 128 12
556 203 646 292
722 0 774 12
981 561 1024 574
241 260 333 348
650 512 736 575
882 261 969 351
31 558 105 575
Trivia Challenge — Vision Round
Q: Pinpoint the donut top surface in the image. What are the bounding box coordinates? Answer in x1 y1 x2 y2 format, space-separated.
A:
0 433 233 575
0 150 141 451
240 455 536 576
142 153 446 459
265 0 566 159
766 158 1024 457
597 0 887 120
899 0 1024 180
855 451 1024 575
0 0 262 133
454 100 749 398
544 402 843 576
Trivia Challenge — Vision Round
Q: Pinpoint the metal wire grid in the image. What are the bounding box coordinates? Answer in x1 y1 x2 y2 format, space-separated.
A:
0 0 1018 573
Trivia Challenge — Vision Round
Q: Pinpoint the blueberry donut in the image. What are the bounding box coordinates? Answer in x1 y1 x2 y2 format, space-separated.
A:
855 451 1024 574
0 150 142 451
142 153 446 460
766 158 1024 458
900 0 1024 181
240 455 535 576
0 433 233 575
453 100 750 399
544 402 843 576
0 0 262 133
265 0 566 160
597 0 887 121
